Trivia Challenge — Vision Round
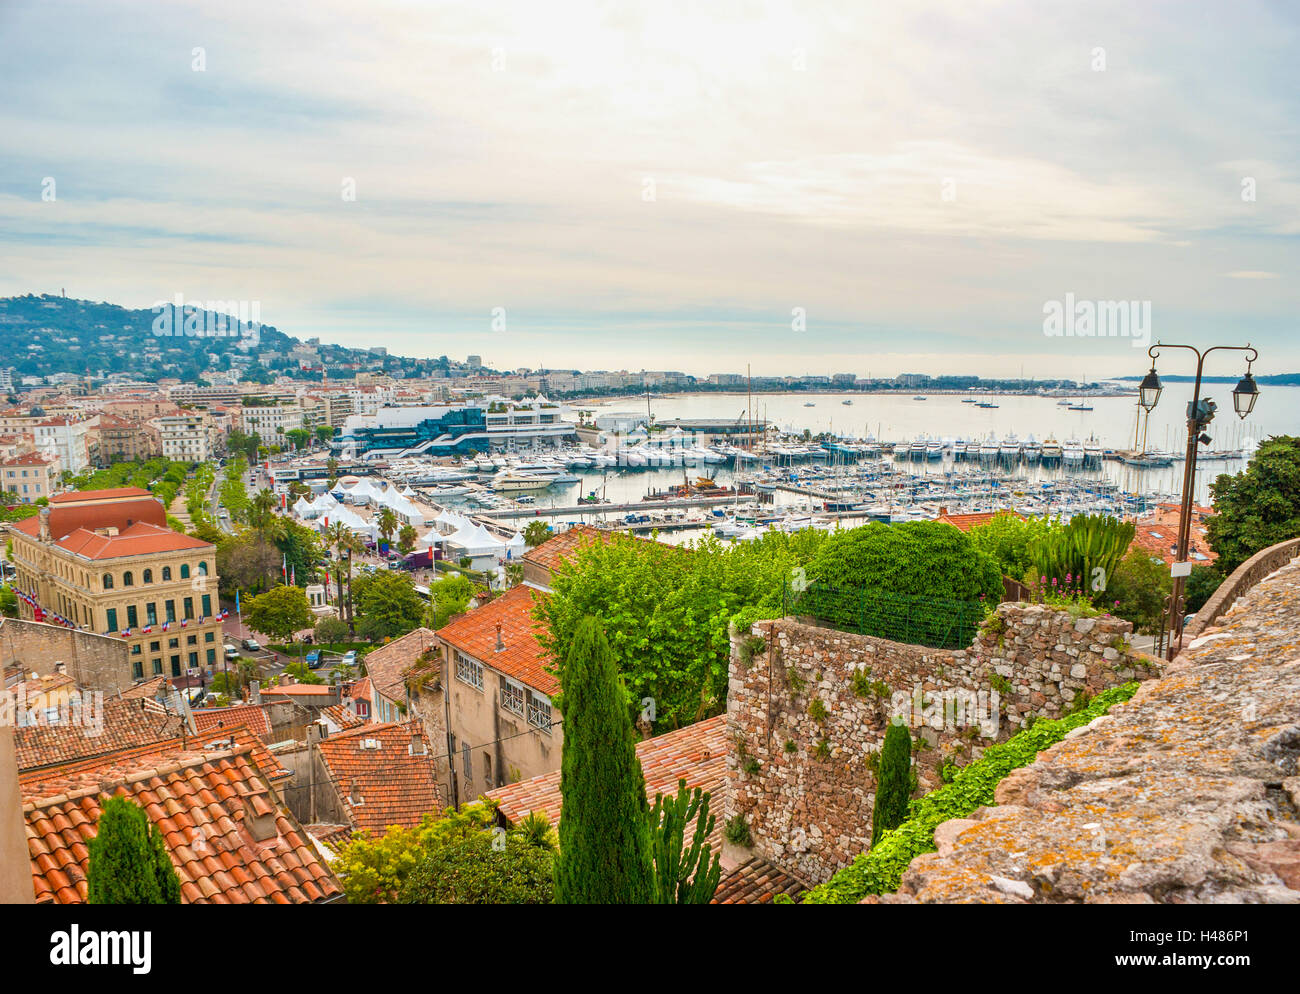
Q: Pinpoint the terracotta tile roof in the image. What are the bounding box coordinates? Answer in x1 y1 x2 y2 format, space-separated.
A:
31 520 213 561
346 678 373 704
48 487 152 503
936 509 1021 532
1128 504 1218 566
193 704 273 742
22 737 341 904
260 683 338 700
362 628 437 702
485 715 729 845
1 452 55 466
437 586 557 696
520 524 609 574
306 823 354 850
315 721 441 835
712 857 807 904
13 696 186 772
320 704 366 731
118 676 173 700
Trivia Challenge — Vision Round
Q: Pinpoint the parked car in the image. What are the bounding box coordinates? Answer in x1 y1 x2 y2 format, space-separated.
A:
224 644 239 660
306 650 321 669
242 637 261 652
341 650 357 667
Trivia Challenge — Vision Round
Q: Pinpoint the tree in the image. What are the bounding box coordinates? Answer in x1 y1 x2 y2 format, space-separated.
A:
1029 514 1135 603
284 428 312 451
334 803 497 903
423 573 473 629
1208 436 1300 574
283 661 324 684
967 512 1053 579
503 561 523 588
1184 564 1224 615
397 832 555 904
245 585 314 643
0 586 17 618
397 523 417 554
872 719 914 847
216 532 280 595
87 795 182 904
553 617 654 904
523 520 552 547
648 779 721 904
1104 547 1172 635
352 571 425 641
315 425 336 445
376 506 399 547
315 616 349 643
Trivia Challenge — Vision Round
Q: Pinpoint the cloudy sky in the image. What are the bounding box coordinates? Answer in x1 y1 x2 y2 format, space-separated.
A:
0 0 1296 377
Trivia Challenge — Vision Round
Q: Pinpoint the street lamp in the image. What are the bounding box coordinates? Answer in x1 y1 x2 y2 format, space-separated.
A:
1141 342 1260 660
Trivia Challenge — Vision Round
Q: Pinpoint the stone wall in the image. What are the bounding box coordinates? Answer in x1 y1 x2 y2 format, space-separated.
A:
877 553 1300 903
725 601 1157 885
0 619 133 694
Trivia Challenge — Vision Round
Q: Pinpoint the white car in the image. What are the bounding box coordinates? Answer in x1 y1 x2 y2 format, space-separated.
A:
341 650 357 667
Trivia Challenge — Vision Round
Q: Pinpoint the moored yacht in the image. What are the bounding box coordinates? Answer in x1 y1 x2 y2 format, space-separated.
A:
1062 438 1085 466
1022 437 1042 463
998 435 1021 465
1041 436 1063 465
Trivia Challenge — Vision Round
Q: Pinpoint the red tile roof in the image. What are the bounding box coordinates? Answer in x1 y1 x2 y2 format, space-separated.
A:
320 704 366 731
485 715 728 840
118 676 173 700
521 524 609 575
315 721 441 835
18 519 213 560
193 704 273 742
936 509 1021 532
13 696 186 772
48 487 152 503
362 628 437 702
22 735 341 904
437 586 557 696
1128 504 1217 566
712 857 807 904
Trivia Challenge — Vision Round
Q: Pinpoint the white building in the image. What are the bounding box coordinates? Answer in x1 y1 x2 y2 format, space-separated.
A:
33 417 91 475
240 403 305 446
152 414 214 462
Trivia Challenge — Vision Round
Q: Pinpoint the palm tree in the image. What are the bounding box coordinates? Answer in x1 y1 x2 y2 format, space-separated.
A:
248 488 284 588
376 507 399 548
324 521 351 610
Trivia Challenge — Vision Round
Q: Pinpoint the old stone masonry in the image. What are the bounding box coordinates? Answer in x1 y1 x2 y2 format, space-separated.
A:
877 555 1300 903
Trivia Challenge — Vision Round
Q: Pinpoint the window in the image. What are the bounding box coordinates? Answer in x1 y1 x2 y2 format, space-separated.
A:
188 651 198 669
132 660 143 679
455 651 483 691
165 600 176 623
198 561 208 575
150 641 160 653
205 631 214 642
170 656 180 677
183 597 193 619
500 677 525 718
106 608 118 633
483 753 492 785
180 564 190 579
143 569 153 584
102 573 114 590
126 605 138 628
206 648 216 666
202 594 212 617
123 571 133 587
151 658 162 676
162 566 172 582
526 690 553 732
462 742 472 780
146 603 157 626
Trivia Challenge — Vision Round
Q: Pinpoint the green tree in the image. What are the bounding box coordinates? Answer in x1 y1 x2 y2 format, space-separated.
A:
871 719 914 848
1207 436 1300 574
648 779 721 904
1103 547 1172 635
553 617 654 904
284 428 312 451
245 584 314 643
523 520 552 547
283 660 324 684
397 523 417 554
397 832 555 904
967 512 1053 579
1184 564 1224 615
314 616 349 643
87 795 182 904
352 571 425 641
376 506 399 547
423 573 474 629
0 586 17 618
315 425 336 445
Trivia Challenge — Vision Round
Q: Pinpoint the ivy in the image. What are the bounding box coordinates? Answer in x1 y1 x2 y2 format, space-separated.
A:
792 682 1139 904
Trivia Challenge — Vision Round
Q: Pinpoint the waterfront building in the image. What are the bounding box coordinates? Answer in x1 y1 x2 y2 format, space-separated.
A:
337 398 575 456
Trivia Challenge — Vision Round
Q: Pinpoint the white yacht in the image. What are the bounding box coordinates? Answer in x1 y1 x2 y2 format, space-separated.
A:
979 436 1000 463
1084 435 1103 467
1041 436 1062 465
492 471 553 493
998 435 1021 464
1062 438 1085 466
1022 437 1042 463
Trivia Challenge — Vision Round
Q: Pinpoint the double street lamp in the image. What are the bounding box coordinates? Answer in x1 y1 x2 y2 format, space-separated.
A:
1137 342 1260 660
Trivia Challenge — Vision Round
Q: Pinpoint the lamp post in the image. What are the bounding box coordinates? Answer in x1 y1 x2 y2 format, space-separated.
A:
1138 342 1259 660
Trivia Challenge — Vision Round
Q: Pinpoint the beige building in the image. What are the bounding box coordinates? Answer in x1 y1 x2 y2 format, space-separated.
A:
435 585 559 808
7 488 223 681
0 452 59 503
152 413 215 461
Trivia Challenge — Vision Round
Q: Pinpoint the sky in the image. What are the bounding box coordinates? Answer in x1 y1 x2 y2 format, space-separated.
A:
0 0 1297 379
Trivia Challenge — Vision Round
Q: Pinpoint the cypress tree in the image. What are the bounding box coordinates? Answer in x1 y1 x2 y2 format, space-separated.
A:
553 616 654 903
87 795 182 904
871 719 914 848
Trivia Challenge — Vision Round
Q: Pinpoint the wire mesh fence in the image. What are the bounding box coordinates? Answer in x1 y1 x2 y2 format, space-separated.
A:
781 579 983 650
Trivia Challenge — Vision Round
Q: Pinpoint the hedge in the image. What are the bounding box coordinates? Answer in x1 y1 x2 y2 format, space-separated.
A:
791 681 1140 904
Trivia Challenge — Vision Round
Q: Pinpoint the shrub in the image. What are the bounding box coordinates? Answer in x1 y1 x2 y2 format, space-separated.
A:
724 814 752 848
87 795 181 905
314 616 349 643
397 832 554 904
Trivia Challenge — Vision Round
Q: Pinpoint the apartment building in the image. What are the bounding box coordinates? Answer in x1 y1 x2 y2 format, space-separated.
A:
6 488 224 681
32 417 91 475
240 401 305 446
91 413 162 464
152 413 215 461
0 452 59 503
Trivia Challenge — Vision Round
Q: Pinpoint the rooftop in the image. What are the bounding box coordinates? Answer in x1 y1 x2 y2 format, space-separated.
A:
360 627 437 702
22 734 341 904
13 695 186 772
436 585 557 696
315 721 441 835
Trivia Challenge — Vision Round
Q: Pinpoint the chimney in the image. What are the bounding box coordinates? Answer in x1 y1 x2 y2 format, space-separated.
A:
37 507 50 543
409 729 425 755
348 780 364 806
249 680 261 705
495 622 504 652
240 791 279 843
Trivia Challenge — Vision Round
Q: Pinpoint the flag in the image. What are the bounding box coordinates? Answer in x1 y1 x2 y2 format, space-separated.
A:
291 565 296 586
235 590 240 613
282 553 287 581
